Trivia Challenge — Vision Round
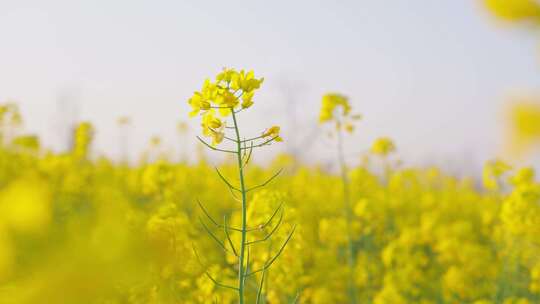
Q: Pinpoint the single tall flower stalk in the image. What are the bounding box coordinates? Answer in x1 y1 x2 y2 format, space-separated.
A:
319 93 362 304
188 68 295 304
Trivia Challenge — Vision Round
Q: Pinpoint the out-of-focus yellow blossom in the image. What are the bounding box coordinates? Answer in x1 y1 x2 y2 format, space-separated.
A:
371 137 396 156
0 102 24 145
530 263 540 292
373 283 407 304
0 103 22 126
319 93 362 135
510 167 535 186
508 101 540 154
150 135 161 147
117 116 131 125
483 159 512 190
177 121 188 134
485 0 540 22
11 135 40 152
0 226 14 281
503 298 532 304
0 177 52 234
72 121 94 159
319 93 351 123
474 300 494 304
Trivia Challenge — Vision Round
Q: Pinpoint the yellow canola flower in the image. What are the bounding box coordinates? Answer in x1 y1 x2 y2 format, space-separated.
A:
215 89 238 110
188 92 211 117
319 93 351 123
241 91 254 109
371 137 396 156
262 125 283 142
319 93 361 135
188 79 220 117
201 110 225 145
188 68 264 118
216 68 237 83
187 68 265 148
230 69 264 92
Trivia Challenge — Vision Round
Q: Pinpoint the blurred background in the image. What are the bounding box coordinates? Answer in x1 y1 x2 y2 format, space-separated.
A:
3 2 540 303
0 0 539 172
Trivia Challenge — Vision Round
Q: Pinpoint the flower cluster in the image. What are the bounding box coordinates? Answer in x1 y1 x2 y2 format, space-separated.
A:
371 137 396 156
319 93 361 133
188 68 267 145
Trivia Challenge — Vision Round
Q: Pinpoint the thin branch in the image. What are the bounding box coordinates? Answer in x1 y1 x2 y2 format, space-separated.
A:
247 169 283 192
192 244 239 291
256 203 283 230
241 137 248 159
199 217 230 254
204 272 239 291
224 135 238 143
243 141 254 167
291 292 300 304
215 167 241 192
197 199 283 233
256 268 267 304
247 225 296 277
243 245 251 287
264 225 296 268
246 209 284 245
197 199 220 227
224 215 238 257
228 189 243 202
241 135 264 143
240 136 280 150
197 136 236 153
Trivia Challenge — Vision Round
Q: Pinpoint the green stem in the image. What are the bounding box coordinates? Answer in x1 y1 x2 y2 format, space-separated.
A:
336 127 358 304
231 108 248 304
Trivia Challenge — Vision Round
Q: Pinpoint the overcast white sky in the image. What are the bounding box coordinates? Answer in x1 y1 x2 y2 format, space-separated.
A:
0 1 539 170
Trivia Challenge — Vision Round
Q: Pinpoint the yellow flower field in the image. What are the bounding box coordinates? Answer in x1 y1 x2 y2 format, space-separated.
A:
0 67 539 303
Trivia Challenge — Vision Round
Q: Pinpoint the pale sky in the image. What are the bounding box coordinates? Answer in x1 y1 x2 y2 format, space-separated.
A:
1 1 539 171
